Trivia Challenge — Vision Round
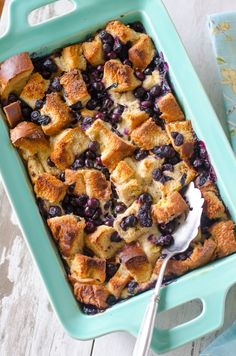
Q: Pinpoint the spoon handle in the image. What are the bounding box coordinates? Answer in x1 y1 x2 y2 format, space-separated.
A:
132 257 170 356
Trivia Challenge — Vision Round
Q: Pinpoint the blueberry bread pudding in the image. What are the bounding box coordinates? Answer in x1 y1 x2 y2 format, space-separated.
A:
1 20 236 314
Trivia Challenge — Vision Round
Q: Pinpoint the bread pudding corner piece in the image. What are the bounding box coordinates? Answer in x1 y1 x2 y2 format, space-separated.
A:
60 69 90 106
86 119 136 171
65 169 111 201
131 118 171 150
40 92 71 135
50 126 90 170
165 121 195 160
10 121 49 158
0 52 34 99
70 253 106 284
85 225 124 259
119 243 152 283
73 282 110 309
157 93 185 123
19 72 49 109
200 182 227 220
34 173 67 204
82 35 105 66
209 220 236 258
53 43 87 72
106 20 140 44
47 214 85 260
154 238 217 277
106 263 132 299
128 34 155 70
114 200 158 243
103 59 141 93
152 191 188 224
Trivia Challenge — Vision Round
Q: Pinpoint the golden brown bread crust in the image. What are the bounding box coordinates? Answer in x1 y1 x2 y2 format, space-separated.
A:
64 169 112 201
166 121 195 159
209 220 236 258
200 183 226 220
86 119 136 171
74 282 109 309
158 93 185 123
103 59 141 93
60 69 90 106
3 101 23 128
82 36 105 66
128 34 155 70
55 44 86 71
152 191 188 224
119 243 152 283
10 121 49 155
85 225 124 259
0 52 33 99
106 264 131 298
47 215 85 259
34 173 67 204
106 20 139 44
70 253 106 284
131 118 170 149
154 239 217 277
20 72 49 109
50 127 90 170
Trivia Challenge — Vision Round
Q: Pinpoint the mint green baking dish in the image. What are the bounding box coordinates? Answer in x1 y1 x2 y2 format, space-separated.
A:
1 0 236 354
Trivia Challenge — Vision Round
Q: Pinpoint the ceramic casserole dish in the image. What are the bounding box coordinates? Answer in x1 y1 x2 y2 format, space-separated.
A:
1 0 236 353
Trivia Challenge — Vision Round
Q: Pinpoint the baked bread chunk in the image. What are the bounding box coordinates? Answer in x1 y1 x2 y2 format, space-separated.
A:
1 19 234 314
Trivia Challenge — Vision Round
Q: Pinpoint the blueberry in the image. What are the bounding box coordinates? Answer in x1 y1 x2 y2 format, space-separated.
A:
31 110 41 123
51 77 62 91
71 157 85 170
76 194 89 207
7 93 18 104
156 234 174 247
81 303 100 315
127 280 138 294
68 183 75 193
70 101 82 110
99 30 113 44
137 204 153 227
150 85 161 97
144 67 153 75
140 100 153 109
106 295 117 306
81 116 94 130
113 38 123 53
111 112 122 123
92 82 104 91
115 202 127 214
138 193 153 204
43 58 57 73
106 51 117 59
47 157 55 167
152 168 163 181
135 71 146 81
85 150 96 159
158 220 176 235
104 215 114 227
129 21 145 33
123 59 132 66
95 112 105 120
120 215 138 230
85 221 96 233
134 86 146 99
162 163 173 172
193 158 203 169
103 43 112 53
39 115 51 125
134 149 149 161
110 231 123 242
35 99 44 110
88 141 99 152
113 105 125 115
60 172 65 182
48 205 62 218
172 132 184 146
97 64 104 72
41 70 52 79
180 173 187 186
106 263 119 280
85 158 94 168
152 145 175 158
87 198 100 209
86 99 98 110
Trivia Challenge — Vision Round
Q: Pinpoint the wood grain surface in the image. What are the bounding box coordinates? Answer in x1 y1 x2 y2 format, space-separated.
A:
1 1 236 355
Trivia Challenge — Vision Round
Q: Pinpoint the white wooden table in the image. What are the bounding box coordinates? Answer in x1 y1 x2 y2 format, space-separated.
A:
1 1 236 355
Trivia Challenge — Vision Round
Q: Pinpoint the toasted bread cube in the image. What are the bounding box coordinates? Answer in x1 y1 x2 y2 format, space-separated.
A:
119 243 152 283
142 70 161 90
50 127 90 170
209 220 236 258
10 121 49 157
152 191 188 224
82 35 105 66
54 44 86 71
60 69 90 106
103 59 141 93
65 169 112 201
85 226 124 259
128 34 155 70
34 173 67 204
20 73 49 109
3 101 23 128
40 92 71 135
47 215 85 259
73 282 109 309
201 190 226 220
0 52 33 99
86 119 136 171
121 100 149 134
154 239 217 277
106 20 139 44
131 118 170 150
157 93 185 123
70 253 106 284
166 121 195 159
106 264 132 298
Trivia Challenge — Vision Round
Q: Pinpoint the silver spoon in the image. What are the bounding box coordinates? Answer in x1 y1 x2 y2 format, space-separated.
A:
133 182 204 356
